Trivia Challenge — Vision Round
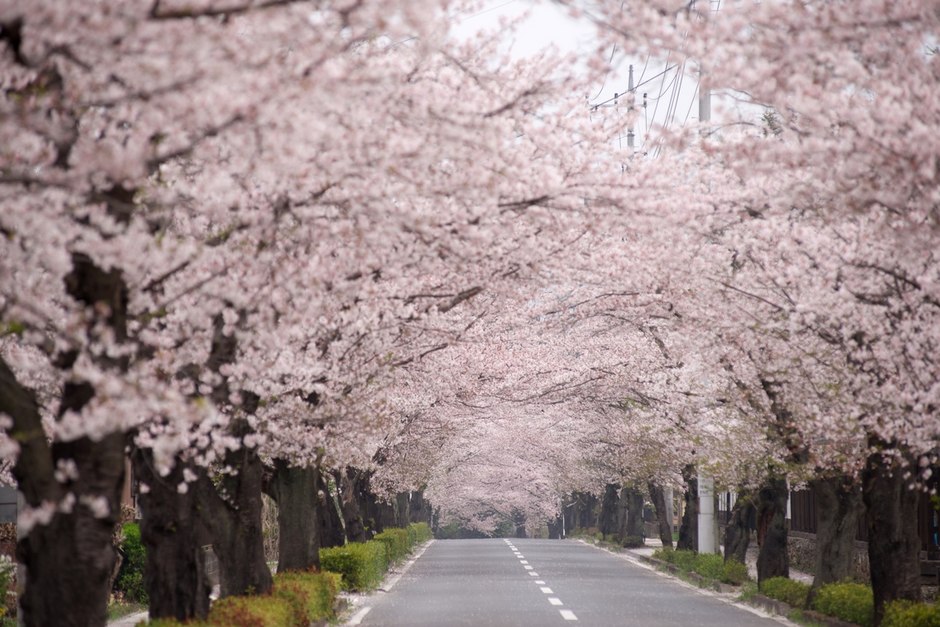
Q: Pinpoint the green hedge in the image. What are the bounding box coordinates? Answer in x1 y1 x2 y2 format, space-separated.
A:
651 549 749 586
208 595 294 627
812 582 873 627
116 522 148 603
374 528 411 564
319 541 387 590
273 571 341 626
409 522 433 543
138 571 340 627
760 576 810 608
882 600 940 627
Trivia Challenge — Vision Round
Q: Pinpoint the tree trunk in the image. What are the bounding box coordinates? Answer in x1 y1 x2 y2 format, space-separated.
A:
624 486 645 539
649 483 673 549
335 468 369 542
599 484 620 538
267 460 320 572
756 476 789 584
317 471 346 548
134 449 211 621
808 475 862 606
410 490 433 525
513 510 527 538
18 435 125 627
575 492 598 530
677 466 698 551
2 357 126 627
722 489 754 564
863 446 922 626
615 486 630 542
198 422 272 597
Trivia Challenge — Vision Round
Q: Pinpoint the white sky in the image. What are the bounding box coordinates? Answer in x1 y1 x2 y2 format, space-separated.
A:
450 0 753 154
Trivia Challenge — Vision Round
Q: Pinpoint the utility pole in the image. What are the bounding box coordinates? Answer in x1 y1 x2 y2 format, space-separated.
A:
627 64 635 149
696 68 718 553
697 474 716 553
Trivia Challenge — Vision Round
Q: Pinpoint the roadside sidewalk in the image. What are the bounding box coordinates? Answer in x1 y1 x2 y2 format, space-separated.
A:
107 609 149 627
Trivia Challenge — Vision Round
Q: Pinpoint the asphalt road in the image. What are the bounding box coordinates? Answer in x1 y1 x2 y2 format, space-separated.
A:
354 538 788 627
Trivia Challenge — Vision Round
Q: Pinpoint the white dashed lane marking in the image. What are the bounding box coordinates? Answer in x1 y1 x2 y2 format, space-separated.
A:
508 542 577 621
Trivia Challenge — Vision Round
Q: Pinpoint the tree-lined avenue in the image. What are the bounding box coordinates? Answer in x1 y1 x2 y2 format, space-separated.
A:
358 539 786 626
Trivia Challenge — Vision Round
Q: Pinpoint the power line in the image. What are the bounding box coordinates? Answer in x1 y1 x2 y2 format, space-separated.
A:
589 63 678 110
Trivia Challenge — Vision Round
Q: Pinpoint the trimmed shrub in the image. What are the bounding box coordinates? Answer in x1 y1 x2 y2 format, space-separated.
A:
692 553 725 581
882 600 940 627
208 594 294 627
812 582 873 627
409 522 433 543
273 571 340 626
319 541 387 590
116 522 148 603
721 559 749 585
374 528 411 563
760 577 810 608
621 536 645 548
671 549 697 572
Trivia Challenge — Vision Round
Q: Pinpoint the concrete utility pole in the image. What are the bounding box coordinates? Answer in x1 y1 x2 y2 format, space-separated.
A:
627 64 635 149
697 474 716 553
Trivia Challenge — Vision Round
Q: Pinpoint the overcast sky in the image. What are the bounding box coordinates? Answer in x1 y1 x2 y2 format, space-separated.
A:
452 0 750 154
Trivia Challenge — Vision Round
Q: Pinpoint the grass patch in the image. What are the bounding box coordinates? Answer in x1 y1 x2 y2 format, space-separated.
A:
760 576 810 608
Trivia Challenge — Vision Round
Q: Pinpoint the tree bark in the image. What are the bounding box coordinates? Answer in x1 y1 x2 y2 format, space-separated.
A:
677 466 698 551
409 489 433 525
722 489 754 564
513 510 527 538
649 483 673 549
267 460 320 572
2 354 125 626
599 483 620 538
575 492 598 530
756 476 789 584
624 486 645 539
335 468 369 542
317 471 346 548
863 446 922 626
808 474 862 606
198 420 272 597
133 449 211 621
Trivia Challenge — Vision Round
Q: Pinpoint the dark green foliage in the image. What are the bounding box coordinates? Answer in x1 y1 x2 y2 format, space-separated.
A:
721 559 749 585
621 536 645 548
760 577 810 608
116 522 148 603
882 600 940 627
811 582 873 627
319 541 387 590
207 595 294 627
